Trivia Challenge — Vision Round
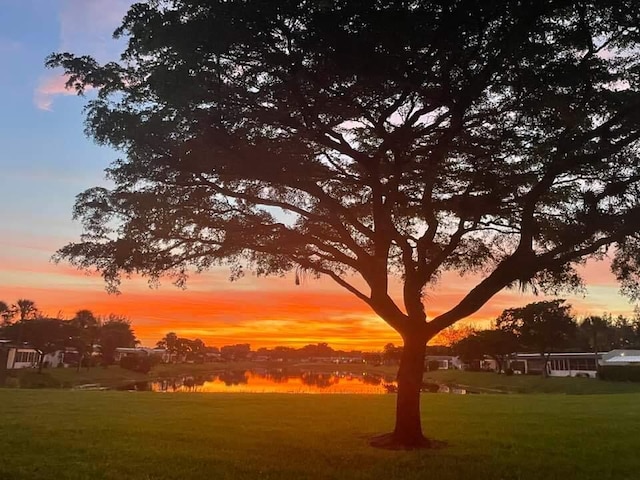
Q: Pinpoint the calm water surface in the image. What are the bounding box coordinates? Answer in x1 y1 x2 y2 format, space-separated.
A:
117 369 474 394
120 370 397 394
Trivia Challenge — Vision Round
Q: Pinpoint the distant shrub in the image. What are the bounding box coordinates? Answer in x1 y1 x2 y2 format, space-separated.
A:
15 371 61 389
3 376 20 388
120 355 154 374
80 357 99 368
599 366 640 382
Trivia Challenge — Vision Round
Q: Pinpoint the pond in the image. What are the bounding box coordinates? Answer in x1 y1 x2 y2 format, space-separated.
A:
116 369 475 394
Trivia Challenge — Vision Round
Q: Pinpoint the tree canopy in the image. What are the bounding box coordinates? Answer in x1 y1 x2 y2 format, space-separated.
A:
453 329 519 372
15 299 38 321
49 0 640 448
496 299 577 374
99 317 138 365
0 301 13 325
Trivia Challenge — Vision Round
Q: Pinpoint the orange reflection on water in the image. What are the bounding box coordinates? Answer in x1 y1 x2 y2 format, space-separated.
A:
147 371 396 394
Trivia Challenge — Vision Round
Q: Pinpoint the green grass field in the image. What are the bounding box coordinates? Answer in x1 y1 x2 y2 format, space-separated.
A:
0 389 638 480
424 369 640 394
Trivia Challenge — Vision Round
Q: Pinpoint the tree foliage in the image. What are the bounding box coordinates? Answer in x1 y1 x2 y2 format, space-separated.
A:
579 315 616 352
157 331 207 359
0 318 75 371
97 316 138 365
382 343 404 364
48 0 640 447
0 301 14 325
50 0 640 337
14 299 38 321
453 329 519 372
496 300 577 375
70 309 100 369
220 343 251 361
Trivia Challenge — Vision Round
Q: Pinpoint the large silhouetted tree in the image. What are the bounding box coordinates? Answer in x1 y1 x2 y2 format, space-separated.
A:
49 1 640 448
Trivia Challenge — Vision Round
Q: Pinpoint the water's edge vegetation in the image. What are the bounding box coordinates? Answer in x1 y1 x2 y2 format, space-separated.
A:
4 362 640 394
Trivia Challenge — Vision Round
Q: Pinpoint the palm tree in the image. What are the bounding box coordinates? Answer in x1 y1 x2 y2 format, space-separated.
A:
71 310 99 370
14 299 38 321
581 316 613 376
157 332 179 361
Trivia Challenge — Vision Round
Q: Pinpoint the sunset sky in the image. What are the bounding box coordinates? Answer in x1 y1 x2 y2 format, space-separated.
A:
0 0 637 351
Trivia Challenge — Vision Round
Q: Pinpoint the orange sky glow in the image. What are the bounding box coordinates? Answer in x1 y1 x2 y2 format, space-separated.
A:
1 233 636 351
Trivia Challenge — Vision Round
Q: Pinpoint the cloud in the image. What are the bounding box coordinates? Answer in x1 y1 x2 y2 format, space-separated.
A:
2 266 634 351
33 73 74 111
35 0 135 111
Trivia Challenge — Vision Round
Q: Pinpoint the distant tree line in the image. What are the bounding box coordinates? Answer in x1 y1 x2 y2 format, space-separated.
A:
156 332 220 362
0 298 137 371
155 304 640 370
154 336 366 363
453 300 640 375
253 342 364 363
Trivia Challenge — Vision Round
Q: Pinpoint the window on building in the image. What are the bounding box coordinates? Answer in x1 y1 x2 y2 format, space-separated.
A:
551 359 569 371
15 351 38 364
569 358 597 371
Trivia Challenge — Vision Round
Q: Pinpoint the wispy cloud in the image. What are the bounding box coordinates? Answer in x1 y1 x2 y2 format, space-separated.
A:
35 0 135 111
33 73 73 111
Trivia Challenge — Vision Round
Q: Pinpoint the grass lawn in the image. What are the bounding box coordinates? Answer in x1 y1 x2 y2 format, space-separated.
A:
424 369 640 394
6 366 149 389
0 389 638 480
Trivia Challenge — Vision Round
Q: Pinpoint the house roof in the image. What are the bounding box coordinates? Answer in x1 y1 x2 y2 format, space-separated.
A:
602 353 640 364
601 349 640 361
0 339 40 351
512 352 604 359
425 355 459 361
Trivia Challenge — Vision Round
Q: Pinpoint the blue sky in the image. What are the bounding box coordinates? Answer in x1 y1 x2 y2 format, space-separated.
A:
0 0 128 245
0 0 637 348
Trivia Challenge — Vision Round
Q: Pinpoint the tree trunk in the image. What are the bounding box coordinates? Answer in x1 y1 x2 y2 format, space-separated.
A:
394 337 428 445
593 334 600 378
372 336 430 449
542 352 550 378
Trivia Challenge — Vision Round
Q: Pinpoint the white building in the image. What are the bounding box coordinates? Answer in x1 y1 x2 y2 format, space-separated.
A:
600 349 640 366
42 348 79 368
0 341 41 369
425 355 464 370
114 347 170 363
509 352 601 378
